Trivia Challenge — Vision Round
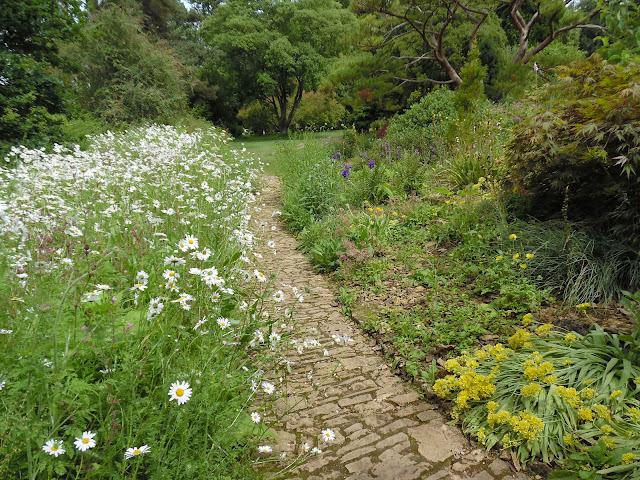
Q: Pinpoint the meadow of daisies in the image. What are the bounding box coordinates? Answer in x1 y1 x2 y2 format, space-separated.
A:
0 125 333 478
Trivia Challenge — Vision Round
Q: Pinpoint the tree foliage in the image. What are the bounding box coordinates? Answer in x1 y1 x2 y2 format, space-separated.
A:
0 0 84 153
507 56 640 243
597 0 640 64
69 4 189 126
201 0 356 135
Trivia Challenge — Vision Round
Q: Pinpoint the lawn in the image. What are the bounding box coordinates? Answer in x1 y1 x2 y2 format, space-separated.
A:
233 131 343 175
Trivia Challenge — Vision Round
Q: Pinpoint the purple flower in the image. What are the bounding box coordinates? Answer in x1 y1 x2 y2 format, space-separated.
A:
368 161 376 169
342 169 350 178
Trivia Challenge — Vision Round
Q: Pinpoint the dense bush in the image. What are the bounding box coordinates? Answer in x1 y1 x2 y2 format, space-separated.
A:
70 5 189 126
385 87 458 154
237 100 276 135
507 56 640 245
293 91 345 132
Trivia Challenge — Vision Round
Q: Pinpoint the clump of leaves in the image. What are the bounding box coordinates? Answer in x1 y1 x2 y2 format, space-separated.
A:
507 56 640 245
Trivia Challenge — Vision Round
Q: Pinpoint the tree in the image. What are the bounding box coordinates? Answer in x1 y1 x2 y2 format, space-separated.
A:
355 0 491 86
69 4 189 125
500 0 604 64
0 0 84 152
201 0 356 135
596 0 640 64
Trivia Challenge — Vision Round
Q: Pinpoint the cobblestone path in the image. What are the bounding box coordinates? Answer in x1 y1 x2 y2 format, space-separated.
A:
252 176 529 480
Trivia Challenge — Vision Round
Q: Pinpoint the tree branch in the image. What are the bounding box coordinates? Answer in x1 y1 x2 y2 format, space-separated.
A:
393 76 456 85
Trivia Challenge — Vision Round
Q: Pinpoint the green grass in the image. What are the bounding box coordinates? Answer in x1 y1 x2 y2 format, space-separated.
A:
233 131 342 175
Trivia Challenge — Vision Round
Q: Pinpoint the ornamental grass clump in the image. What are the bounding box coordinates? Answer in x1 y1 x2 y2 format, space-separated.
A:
434 292 640 479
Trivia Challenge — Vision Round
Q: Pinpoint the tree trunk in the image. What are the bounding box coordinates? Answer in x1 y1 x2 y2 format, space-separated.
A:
277 94 288 136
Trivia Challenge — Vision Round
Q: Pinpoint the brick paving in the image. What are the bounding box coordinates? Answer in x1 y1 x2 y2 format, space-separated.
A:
252 176 530 480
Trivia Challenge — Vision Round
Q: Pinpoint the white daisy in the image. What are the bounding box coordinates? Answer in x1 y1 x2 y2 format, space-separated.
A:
321 428 336 442
216 317 230 329
42 439 65 457
184 234 199 250
65 226 83 237
254 269 266 282
257 445 272 453
124 444 150 459
168 381 192 405
311 447 322 455
301 442 311 453
272 290 285 302
74 431 96 452
164 255 185 266
194 317 208 330
262 381 275 395
250 412 261 423
130 282 148 292
195 248 211 261
269 332 281 344
162 270 180 280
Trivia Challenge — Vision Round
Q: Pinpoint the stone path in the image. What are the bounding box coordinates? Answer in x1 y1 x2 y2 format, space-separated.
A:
252 176 529 480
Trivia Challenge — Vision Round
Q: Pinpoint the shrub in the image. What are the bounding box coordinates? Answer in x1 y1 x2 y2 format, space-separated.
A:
507 56 640 245
292 91 345 132
385 87 458 154
237 100 276 135
70 5 189 126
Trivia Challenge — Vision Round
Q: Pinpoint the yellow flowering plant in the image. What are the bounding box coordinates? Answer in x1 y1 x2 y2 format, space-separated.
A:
434 300 640 478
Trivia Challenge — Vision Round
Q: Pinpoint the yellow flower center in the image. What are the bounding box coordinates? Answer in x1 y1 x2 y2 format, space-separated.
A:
188 240 194 244
51 445 58 451
176 388 184 397
82 438 90 444
133 449 141 455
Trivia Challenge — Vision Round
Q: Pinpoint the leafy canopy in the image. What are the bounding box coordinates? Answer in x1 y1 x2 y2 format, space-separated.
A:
201 0 356 134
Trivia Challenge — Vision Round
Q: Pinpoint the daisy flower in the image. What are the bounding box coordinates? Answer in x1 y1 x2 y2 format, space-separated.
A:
216 317 230 329
321 428 336 442
301 442 311 453
254 269 266 282
168 381 192 405
65 226 83 237
195 247 211 261
163 270 180 280
130 282 148 292
257 445 272 453
184 234 199 250
273 290 285 303
262 381 275 395
74 431 97 452
194 317 208 330
124 445 150 459
210 292 221 302
250 412 261 423
42 439 65 457
311 447 322 455
164 255 185 266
